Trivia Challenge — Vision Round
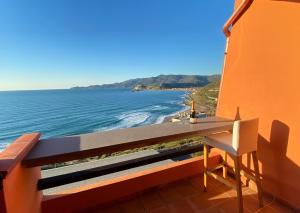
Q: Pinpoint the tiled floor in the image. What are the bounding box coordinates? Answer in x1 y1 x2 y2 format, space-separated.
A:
94 175 296 213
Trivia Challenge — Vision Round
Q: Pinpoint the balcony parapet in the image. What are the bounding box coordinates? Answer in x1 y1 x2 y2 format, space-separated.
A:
23 116 233 167
42 153 222 213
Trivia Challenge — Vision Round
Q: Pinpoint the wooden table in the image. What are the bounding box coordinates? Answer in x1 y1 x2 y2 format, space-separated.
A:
23 117 233 167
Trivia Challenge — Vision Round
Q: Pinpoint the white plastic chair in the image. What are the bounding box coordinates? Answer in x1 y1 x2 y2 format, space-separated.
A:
203 118 263 213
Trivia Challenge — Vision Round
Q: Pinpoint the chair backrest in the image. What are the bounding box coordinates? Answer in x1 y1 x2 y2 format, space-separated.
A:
232 118 259 154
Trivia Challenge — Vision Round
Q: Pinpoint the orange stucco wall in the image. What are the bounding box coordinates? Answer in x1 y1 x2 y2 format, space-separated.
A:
217 0 300 209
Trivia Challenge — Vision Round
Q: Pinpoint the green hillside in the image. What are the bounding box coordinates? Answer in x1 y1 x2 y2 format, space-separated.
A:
187 77 221 116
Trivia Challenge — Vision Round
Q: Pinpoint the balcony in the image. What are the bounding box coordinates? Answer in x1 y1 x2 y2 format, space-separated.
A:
0 116 297 212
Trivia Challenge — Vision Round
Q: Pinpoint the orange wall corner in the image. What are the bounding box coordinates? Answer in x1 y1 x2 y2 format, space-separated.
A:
217 0 300 209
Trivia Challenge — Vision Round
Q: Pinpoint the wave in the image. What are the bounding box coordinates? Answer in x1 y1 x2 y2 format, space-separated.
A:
139 105 169 111
155 105 190 124
167 100 178 104
98 112 151 131
98 102 189 132
117 112 150 124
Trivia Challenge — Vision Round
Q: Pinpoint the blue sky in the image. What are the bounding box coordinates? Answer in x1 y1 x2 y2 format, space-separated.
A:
0 0 233 91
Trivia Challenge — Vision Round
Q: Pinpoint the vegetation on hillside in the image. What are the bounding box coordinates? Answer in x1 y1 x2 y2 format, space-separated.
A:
185 76 220 116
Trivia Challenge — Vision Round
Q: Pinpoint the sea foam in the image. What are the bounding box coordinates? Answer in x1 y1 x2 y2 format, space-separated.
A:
99 112 151 131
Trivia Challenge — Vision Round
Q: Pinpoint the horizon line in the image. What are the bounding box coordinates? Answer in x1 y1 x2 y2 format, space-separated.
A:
0 73 221 92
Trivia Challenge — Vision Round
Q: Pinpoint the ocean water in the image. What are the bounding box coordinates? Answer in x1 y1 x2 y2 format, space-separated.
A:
0 89 188 151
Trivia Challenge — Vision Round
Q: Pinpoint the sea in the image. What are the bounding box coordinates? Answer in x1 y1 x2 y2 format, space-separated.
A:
0 89 188 152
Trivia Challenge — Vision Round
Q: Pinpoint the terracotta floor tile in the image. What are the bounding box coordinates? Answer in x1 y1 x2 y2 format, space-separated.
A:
149 206 172 213
259 193 275 206
269 202 297 213
187 192 214 211
256 205 279 213
186 184 233 211
216 198 251 213
100 206 122 213
140 191 165 211
188 174 231 195
189 176 203 191
206 186 231 205
206 176 224 189
94 175 296 213
224 184 250 197
244 192 274 209
173 182 199 198
168 199 197 213
243 195 262 212
158 187 182 204
211 187 261 212
119 198 145 213
223 184 275 209
204 205 224 213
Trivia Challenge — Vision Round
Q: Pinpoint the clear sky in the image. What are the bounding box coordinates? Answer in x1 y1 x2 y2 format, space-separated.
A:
0 0 233 91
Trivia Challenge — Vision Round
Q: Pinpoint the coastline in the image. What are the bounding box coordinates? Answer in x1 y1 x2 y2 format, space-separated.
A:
162 108 190 123
161 91 192 123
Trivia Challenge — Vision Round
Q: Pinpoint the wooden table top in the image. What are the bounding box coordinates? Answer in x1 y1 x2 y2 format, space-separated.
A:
23 116 233 167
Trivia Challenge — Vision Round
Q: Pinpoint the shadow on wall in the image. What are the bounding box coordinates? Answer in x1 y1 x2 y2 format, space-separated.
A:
257 121 293 196
257 120 300 208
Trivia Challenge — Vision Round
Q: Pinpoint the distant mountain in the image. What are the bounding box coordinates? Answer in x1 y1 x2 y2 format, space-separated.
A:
71 74 221 90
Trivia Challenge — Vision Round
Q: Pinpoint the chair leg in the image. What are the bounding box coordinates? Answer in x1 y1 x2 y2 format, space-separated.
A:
252 151 263 207
204 144 208 192
234 156 244 213
223 151 227 179
245 153 251 187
